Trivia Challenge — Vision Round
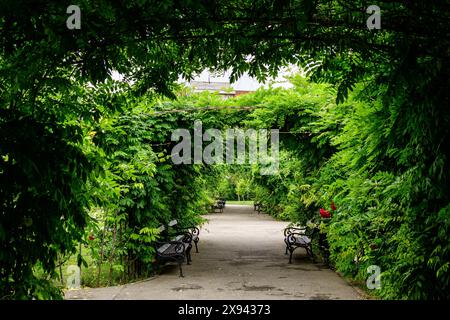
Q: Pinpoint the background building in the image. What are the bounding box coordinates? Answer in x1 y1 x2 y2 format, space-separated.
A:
184 68 295 98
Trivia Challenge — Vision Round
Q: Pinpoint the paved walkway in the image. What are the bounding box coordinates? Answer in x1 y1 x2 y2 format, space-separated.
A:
65 205 362 300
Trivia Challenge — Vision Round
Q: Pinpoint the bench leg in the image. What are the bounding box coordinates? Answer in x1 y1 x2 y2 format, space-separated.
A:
186 253 190 265
288 248 294 264
186 245 192 265
194 238 199 253
179 262 184 277
284 238 289 255
307 245 316 263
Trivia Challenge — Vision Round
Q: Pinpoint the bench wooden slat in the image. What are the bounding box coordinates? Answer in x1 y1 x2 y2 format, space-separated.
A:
168 219 177 227
157 243 171 253
294 235 311 245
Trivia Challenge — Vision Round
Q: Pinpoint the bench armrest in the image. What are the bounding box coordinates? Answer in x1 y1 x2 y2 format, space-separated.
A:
175 226 200 237
284 227 306 236
284 226 317 238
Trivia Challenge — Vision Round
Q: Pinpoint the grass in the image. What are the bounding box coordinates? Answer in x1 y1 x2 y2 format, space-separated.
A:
226 200 254 205
44 249 134 290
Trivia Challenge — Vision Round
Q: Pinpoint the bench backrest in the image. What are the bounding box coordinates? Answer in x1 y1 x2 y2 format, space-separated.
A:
157 243 170 253
158 219 177 232
158 220 178 242
168 219 178 227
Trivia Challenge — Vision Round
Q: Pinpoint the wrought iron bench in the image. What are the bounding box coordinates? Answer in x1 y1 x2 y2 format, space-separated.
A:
217 198 226 208
210 199 224 213
254 201 265 214
155 221 196 277
283 226 317 264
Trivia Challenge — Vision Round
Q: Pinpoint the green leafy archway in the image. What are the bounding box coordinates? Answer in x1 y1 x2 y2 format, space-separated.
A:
1 0 449 299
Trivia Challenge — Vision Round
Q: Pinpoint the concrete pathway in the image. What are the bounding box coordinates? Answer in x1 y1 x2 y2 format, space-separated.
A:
65 205 362 300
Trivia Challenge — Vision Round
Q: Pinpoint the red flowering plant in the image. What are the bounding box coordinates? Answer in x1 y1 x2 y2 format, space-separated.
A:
319 208 331 218
331 201 336 211
319 201 337 219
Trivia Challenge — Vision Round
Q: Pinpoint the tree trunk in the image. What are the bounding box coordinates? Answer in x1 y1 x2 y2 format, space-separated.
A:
97 223 107 287
108 220 117 285
78 243 82 284
58 255 64 285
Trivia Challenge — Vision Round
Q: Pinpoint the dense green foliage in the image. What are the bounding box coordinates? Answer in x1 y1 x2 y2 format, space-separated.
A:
1 0 449 299
235 74 450 299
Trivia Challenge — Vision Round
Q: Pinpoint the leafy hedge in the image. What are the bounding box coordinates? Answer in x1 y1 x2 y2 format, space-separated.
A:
241 75 450 299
